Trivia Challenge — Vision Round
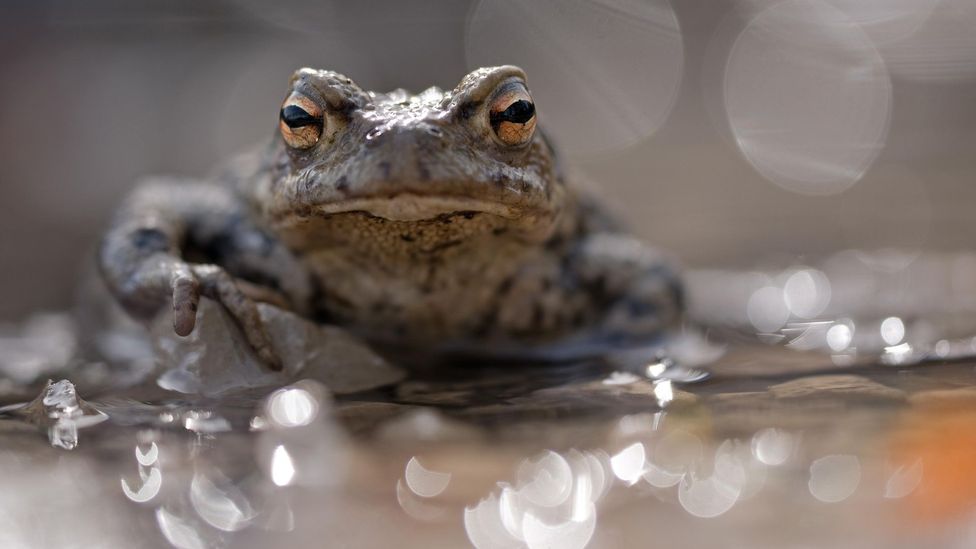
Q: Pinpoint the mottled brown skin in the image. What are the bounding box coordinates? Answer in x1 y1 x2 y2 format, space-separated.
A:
98 65 683 369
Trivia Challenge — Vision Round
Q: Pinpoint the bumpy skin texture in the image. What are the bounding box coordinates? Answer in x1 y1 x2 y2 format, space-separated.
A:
98 65 683 367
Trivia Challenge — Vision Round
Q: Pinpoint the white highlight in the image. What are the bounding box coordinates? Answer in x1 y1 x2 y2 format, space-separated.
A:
267 387 318 428
751 428 795 466
809 454 861 503
121 467 162 503
783 269 831 318
884 460 923 499
880 317 905 346
826 323 853 352
610 443 646 485
270 445 296 487
725 0 891 195
404 456 452 498
747 286 790 333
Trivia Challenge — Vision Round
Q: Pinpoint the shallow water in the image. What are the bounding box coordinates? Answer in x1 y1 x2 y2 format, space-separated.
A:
3 253 976 548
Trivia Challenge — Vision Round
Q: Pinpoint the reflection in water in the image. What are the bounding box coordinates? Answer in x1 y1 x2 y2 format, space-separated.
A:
677 441 746 518
751 428 796 467
404 456 452 498
270 445 296 487
266 387 319 428
121 444 163 504
465 448 606 549
156 507 208 549
689 250 976 368
610 443 646 486
1 351 975 547
884 459 923 500
808 455 861 503
189 472 255 532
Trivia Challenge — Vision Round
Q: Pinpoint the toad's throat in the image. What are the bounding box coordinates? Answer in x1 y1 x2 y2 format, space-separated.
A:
314 193 523 222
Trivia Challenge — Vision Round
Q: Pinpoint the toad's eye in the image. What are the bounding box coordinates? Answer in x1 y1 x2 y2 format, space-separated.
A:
279 93 324 149
488 83 536 147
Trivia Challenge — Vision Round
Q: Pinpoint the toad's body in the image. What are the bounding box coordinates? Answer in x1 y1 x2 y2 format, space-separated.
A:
99 66 682 368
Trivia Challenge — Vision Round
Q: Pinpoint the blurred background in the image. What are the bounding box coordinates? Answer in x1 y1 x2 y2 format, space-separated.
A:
1 0 975 321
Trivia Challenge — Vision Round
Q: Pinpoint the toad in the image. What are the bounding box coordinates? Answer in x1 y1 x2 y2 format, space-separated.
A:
98 65 682 370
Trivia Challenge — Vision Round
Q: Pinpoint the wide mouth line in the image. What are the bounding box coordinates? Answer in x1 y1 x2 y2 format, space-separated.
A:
310 193 525 222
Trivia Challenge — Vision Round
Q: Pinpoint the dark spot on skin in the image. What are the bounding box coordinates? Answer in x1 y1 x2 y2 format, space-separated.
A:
400 234 415 242
320 283 355 311
461 212 476 220
130 228 169 253
335 175 349 192
545 232 566 251
457 101 482 121
492 228 508 236
426 239 462 254
497 276 515 296
531 303 544 328
472 308 497 338
416 159 431 182
571 310 586 328
625 299 657 317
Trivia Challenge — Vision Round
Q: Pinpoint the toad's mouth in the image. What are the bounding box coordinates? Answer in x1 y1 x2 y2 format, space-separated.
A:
312 193 526 222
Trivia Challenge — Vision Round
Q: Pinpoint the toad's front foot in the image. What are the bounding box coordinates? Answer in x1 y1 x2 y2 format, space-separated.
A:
174 264 282 371
104 252 282 371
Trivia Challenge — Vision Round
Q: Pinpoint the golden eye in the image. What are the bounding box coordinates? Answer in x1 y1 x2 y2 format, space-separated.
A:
488 83 536 147
279 93 324 149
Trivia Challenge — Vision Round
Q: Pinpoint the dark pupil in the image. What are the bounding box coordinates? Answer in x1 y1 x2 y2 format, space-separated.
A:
490 99 535 127
280 105 321 129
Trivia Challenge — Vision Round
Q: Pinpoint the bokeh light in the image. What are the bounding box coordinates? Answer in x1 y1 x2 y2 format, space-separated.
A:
880 316 905 346
466 0 683 154
404 456 452 498
270 445 296 487
677 443 746 518
267 387 319 428
724 0 892 195
747 286 790 333
881 0 976 81
808 454 861 503
610 443 646 485
751 428 796 466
